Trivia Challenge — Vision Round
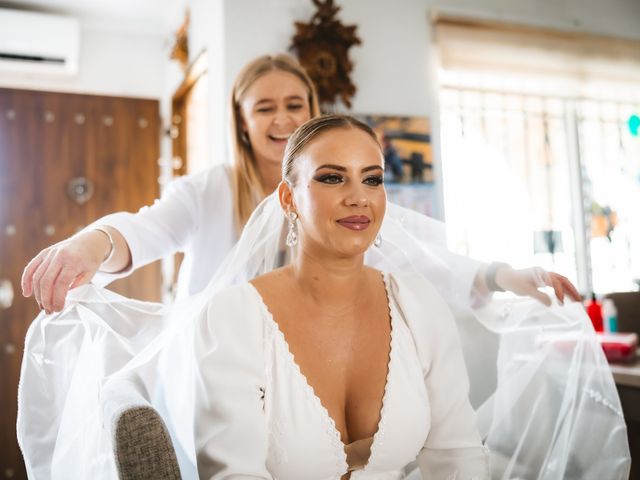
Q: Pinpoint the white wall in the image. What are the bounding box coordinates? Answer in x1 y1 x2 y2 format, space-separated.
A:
0 26 167 99
224 0 434 117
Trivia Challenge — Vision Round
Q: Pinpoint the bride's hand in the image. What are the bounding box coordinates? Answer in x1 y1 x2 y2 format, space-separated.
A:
495 266 581 306
21 230 111 314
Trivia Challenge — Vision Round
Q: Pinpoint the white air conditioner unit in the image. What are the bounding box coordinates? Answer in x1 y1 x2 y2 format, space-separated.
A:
0 8 80 76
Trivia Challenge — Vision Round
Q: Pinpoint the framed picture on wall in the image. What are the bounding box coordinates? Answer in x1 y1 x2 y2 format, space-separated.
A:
356 114 432 184
356 114 437 217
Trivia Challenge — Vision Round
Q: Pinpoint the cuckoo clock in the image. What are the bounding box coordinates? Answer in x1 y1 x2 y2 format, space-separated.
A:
291 0 361 108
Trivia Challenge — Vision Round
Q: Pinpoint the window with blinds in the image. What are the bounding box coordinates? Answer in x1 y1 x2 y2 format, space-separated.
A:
434 16 640 294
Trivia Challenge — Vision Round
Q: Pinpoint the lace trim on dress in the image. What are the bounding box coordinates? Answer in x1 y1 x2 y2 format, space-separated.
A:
363 272 396 472
262 316 289 465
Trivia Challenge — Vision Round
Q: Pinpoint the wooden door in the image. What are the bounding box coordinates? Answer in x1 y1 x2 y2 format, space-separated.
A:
0 88 162 479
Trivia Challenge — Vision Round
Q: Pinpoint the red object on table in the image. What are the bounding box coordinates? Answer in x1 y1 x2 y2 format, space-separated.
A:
586 294 604 332
597 332 638 363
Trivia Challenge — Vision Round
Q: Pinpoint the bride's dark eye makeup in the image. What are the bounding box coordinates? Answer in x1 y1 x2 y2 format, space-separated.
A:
363 175 384 186
313 172 384 186
314 173 343 184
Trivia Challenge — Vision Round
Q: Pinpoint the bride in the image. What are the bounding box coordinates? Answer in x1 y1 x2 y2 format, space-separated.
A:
193 114 488 478
18 116 630 479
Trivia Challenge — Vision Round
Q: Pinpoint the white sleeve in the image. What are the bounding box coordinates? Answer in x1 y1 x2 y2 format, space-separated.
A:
391 272 490 479
193 286 272 480
90 174 200 287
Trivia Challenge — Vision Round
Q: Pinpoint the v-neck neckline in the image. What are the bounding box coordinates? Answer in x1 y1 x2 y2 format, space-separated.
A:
249 272 396 475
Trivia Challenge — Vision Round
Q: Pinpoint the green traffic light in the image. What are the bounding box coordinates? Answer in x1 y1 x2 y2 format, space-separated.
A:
629 114 640 137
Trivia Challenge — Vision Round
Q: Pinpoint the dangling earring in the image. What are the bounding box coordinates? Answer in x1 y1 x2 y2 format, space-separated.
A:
374 233 382 248
286 211 298 247
241 130 250 145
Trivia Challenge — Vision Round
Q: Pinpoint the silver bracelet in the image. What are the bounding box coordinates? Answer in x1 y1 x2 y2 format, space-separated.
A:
93 227 115 264
486 262 510 292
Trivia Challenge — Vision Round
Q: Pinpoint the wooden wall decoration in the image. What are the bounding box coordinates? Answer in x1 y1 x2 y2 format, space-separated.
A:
291 0 361 108
170 10 190 70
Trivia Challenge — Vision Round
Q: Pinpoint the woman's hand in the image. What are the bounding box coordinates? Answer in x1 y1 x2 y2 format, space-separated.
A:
21 229 115 313
495 266 581 306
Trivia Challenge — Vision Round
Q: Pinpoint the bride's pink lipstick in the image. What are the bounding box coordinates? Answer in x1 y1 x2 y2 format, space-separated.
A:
336 215 371 231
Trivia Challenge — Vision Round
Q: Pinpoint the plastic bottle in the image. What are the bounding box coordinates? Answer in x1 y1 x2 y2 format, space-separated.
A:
602 298 618 333
586 293 604 332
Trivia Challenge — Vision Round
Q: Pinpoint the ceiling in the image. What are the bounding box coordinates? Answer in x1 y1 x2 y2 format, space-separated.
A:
0 0 186 35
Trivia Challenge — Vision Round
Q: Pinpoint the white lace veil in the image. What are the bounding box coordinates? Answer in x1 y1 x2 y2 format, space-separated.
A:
17 192 630 479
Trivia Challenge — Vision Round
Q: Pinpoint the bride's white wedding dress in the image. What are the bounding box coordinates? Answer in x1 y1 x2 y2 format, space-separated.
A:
192 271 489 479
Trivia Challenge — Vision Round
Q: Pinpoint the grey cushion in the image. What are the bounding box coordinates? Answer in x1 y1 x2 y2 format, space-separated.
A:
115 405 181 480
